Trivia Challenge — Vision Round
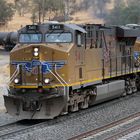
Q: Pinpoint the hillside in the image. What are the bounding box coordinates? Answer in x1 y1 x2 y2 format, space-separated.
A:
0 0 115 32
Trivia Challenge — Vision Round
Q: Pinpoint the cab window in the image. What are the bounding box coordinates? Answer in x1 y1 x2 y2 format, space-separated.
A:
45 33 72 43
19 34 42 43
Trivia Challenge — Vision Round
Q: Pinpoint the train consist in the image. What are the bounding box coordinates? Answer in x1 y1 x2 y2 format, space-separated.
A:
2 22 140 119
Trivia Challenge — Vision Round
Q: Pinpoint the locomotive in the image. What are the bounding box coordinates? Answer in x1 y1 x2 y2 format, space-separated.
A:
3 22 140 119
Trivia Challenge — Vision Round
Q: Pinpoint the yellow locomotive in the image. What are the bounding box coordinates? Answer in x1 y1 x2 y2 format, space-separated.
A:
3 22 140 119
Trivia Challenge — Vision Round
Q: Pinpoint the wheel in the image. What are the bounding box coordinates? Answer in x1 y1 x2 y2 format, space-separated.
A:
69 101 79 112
79 97 89 109
126 87 132 95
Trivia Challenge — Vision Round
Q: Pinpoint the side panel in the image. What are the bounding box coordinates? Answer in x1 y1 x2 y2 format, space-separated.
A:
95 80 125 104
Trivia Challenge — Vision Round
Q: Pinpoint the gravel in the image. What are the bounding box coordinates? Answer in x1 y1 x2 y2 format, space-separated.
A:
0 93 139 140
0 51 17 126
120 129 140 140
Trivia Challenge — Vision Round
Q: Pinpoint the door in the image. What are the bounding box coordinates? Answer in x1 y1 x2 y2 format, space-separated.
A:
75 32 85 81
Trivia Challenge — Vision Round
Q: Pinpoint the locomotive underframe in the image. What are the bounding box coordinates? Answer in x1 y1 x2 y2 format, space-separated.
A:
4 73 139 119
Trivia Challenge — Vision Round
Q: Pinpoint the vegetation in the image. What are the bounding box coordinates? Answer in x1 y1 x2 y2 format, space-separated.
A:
105 0 140 25
0 0 15 25
14 0 75 23
79 0 111 17
2 0 140 26
14 0 30 16
31 0 65 23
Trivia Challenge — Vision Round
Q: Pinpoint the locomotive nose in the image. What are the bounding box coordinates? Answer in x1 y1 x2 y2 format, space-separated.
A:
10 45 53 87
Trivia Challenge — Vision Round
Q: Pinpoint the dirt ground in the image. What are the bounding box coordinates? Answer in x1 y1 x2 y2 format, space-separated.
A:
0 50 9 111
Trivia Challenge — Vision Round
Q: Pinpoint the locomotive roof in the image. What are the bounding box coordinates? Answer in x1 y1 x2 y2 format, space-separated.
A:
115 26 140 37
18 22 87 33
65 24 87 33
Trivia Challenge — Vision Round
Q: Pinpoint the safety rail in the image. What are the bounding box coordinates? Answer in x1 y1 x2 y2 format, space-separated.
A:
43 63 68 98
102 54 140 79
8 64 20 84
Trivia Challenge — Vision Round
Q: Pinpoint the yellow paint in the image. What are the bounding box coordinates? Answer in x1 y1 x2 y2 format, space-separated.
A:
11 69 140 89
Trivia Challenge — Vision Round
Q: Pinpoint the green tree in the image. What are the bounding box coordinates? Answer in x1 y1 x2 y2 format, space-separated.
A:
0 0 15 24
124 0 140 24
31 0 65 23
105 0 140 25
14 0 31 16
105 1 125 25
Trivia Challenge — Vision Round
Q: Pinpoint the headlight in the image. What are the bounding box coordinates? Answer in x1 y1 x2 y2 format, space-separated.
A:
34 48 39 52
14 78 19 84
34 52 39 56
33 47 39 56
44 78 50 84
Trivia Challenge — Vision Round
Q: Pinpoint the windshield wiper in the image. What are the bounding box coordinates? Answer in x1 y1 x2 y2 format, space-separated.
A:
47 30 55 37
57 31 65 37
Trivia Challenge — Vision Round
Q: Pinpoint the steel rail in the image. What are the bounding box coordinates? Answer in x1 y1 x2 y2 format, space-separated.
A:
104 124 140 140
69 112 140 140
0 120 46 139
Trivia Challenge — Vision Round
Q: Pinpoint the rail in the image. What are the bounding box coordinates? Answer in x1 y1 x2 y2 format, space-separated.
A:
69 112 140 140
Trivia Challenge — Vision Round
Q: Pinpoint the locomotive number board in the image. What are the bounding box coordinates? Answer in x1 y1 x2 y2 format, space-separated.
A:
26 25 39 31
49 24 64 30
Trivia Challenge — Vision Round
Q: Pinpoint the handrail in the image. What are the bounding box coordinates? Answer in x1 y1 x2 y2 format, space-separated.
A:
43 63 69 97
8 64 20 84
54 64 69 86
54 64 69 100
43 63 65 87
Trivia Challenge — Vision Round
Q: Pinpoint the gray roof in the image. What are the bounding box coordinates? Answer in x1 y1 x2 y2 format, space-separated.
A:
65 24 87 33
116 26 140 37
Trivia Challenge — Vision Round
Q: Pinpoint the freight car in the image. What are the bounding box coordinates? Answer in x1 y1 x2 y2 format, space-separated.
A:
0 32 17 51
3 22 140 119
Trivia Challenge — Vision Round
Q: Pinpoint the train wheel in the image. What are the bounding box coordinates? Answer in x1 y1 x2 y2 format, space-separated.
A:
132 87 137 93
122 91 127 97
126 87 132 95
79 96 89 109
69 100 79 112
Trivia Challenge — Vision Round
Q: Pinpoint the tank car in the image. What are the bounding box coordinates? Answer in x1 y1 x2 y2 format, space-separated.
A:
0 32 17 51
3 22 140 119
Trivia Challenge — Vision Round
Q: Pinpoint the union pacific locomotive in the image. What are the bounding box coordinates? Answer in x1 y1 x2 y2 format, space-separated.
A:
3 22 140 119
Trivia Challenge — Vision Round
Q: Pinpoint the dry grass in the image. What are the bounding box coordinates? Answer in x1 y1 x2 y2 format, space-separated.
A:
70 11 104 24
0 13 32 32
0 65 9 85
1 0 115 31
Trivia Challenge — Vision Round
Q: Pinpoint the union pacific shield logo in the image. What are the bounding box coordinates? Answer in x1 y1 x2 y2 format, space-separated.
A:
11 60 66 74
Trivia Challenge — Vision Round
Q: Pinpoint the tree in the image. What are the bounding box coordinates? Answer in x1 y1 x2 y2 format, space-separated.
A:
105 1 140 25
31 0 65 23
95 0 111 17
0 0 15 24
105 1 126 25
14 0 30 16
75 0 111 19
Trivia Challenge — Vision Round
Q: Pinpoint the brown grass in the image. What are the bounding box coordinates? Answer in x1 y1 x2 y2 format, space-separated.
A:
1 0 115 32
0 13 32 32
70 11 104 24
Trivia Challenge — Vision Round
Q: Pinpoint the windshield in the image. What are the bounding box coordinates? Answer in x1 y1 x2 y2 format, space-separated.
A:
19 34 42 43
45 33 72 43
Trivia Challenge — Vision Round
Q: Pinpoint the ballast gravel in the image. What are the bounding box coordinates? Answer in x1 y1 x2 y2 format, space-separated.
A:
1 92 140 140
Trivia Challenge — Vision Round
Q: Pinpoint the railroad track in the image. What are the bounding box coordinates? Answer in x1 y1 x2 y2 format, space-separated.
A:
0 118 64 139
104 124 140 140
0 93 139 140
0 120 47 140
69 112 140 140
